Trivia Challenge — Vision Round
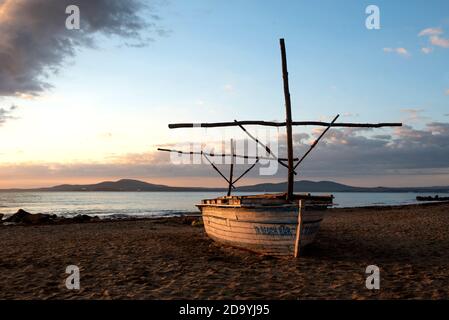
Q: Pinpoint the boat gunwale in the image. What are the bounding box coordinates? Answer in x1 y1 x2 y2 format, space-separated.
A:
197 193 333 209
196 203 332 209
200 192 334 200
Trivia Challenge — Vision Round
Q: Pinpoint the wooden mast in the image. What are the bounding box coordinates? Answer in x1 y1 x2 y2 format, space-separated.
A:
227 139 235 196
280 38 294 201
163 39 403 197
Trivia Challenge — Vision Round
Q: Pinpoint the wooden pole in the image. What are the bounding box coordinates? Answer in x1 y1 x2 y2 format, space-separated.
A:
157 148 294 161
294 200 304 258
227 139 235 196
280 38 294 201
234 120 297 175
202 154 236 189
232 159 259 185
293 114 340 170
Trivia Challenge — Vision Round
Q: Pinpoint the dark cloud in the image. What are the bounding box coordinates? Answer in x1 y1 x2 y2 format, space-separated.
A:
372 134 391 140
0 0 163 97
2 121 449 186
0 104 18 125
290 122 449 177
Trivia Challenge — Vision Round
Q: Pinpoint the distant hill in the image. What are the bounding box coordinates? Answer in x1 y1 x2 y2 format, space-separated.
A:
236 180 449 193
2 179 223 192
41 179 203 192
1 178 449 193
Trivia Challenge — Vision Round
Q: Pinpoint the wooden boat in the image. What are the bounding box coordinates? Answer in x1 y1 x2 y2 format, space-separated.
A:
198 193 332 255
158 39 401 257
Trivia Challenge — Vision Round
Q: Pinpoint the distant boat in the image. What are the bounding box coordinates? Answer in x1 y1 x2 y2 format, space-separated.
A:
158 39 401 257
416 195 449 202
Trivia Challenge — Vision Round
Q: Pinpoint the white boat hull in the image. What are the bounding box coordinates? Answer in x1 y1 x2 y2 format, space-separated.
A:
198 196 330 256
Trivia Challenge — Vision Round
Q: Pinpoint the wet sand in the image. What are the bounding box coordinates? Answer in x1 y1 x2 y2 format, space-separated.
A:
1 202 448 300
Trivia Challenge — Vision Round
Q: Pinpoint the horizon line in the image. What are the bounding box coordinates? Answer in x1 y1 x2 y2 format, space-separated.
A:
0 178 448 191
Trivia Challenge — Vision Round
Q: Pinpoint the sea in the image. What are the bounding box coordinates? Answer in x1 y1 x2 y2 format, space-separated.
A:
1 191 448 219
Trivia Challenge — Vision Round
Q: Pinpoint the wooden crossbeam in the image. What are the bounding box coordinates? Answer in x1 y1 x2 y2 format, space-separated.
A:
168 121 402 129
157 147 262 190
157 148 299 162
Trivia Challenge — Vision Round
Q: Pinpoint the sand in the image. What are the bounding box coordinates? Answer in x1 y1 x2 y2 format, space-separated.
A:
1 202 449 300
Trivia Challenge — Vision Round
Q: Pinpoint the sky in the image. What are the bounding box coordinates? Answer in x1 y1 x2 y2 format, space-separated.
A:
0 0 449 188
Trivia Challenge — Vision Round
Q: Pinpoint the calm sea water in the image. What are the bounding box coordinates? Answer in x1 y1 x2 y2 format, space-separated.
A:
0 191 448 219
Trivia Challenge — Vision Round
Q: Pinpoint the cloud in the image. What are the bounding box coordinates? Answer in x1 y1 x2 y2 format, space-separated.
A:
383 47 410 57
3 120 449 187
289 122 449 178
446 89 449 96
342 112 359 117
429 35 449 48
223 84 234 93
421 47 433 54
0 0 164 97
418 27 443 37
98 132 113 140
400 108 429 123
372 134 391 140
418 27 449 49
0 104 18 126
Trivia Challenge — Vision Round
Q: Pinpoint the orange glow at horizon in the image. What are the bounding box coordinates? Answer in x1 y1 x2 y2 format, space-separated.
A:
0 176 284 189
1 173 449 189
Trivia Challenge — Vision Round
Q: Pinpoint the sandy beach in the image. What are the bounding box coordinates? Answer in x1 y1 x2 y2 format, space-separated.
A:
1 202 448 300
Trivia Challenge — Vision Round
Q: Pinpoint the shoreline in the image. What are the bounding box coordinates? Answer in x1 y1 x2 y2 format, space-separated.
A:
2 200 449 225
1 201 448 299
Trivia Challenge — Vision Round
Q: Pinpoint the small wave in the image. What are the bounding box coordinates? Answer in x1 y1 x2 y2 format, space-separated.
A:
99 210 198 220
40 210 199 220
